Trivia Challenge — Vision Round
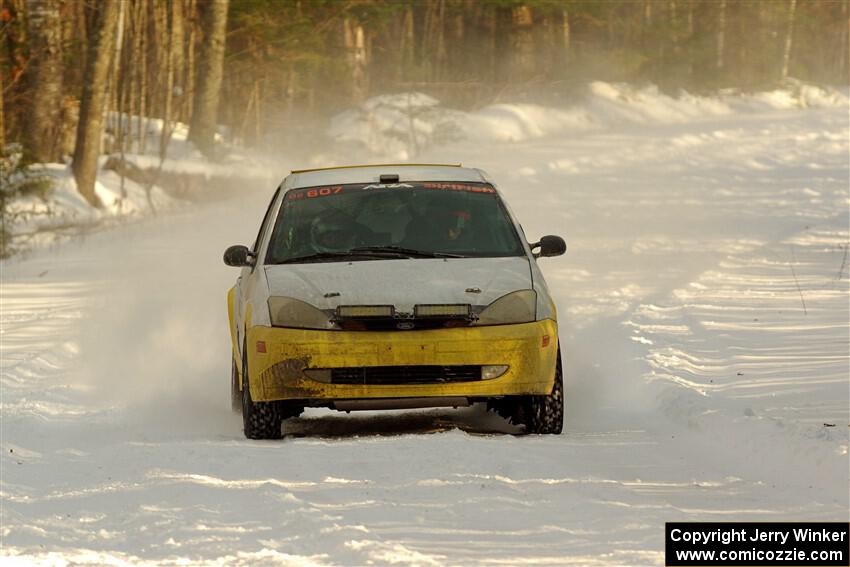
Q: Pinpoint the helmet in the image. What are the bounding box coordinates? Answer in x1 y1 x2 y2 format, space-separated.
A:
310 214 356 253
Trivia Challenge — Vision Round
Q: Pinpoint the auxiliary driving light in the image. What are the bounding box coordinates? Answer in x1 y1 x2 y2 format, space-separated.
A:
414 304 471 318
336 305 395 318
481 365 509 380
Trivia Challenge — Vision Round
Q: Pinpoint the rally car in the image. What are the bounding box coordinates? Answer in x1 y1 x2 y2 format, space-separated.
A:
224 164 566 439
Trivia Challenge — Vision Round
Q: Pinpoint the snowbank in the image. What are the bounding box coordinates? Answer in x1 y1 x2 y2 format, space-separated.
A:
328 93 465 161
3 114 276 257
4 162 178 254
105 112 270 181
328 81 849 158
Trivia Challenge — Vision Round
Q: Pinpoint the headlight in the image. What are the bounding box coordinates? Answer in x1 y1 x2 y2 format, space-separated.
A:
475 290 537 325
268 297 333 330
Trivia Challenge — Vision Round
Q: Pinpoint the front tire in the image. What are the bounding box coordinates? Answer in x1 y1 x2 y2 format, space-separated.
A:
241 345 282 439
524 351 564 434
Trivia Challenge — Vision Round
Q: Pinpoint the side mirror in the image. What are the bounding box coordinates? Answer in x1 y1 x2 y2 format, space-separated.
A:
531 235 567 258
223 245 254 267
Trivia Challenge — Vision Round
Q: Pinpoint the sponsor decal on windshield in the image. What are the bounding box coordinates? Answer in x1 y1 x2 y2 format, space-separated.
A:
286 185 343 200
423 182 496 193
361 183 415 190
285 181 496 201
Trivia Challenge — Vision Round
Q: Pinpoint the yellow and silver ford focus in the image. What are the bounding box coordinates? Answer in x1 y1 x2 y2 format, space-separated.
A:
225 164 566 439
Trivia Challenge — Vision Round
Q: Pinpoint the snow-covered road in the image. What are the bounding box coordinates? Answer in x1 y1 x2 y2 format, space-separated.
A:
2 87 848 566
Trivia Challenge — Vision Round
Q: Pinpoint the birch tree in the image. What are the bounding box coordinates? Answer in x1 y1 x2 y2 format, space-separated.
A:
780 0 797 80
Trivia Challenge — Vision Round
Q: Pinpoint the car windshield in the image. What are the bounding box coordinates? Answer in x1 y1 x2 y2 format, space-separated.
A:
266 182 525 264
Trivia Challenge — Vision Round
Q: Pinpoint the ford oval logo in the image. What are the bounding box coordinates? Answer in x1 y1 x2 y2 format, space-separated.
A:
396 321 415 330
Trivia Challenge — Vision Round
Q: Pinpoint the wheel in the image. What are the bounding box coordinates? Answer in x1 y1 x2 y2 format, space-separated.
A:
231 358 242 414
241 343 282 439
524 351 564 434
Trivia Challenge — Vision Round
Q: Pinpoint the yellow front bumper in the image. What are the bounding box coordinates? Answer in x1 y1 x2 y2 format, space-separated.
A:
243 320 558 402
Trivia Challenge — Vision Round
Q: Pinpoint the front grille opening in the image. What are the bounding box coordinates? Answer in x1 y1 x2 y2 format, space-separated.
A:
329 365 482 385
336 318 472 331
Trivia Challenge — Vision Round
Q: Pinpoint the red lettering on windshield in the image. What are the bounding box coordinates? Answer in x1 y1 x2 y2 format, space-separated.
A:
423 183 495 193
287 185 343 200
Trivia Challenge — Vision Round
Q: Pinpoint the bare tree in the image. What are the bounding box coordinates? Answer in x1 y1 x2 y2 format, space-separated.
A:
511 4 534 81
716 0 727 70
71 0 121 207
23 0 62 162
183 0 197 123
160 0 183 160
398 7 414 82
344 17 368 103
0 57 5 151
169 0 186 123
188 0 228 156
780 0 797 80
841 0 849 80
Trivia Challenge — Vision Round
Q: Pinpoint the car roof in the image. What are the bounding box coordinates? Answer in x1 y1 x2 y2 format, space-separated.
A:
283 164 492 190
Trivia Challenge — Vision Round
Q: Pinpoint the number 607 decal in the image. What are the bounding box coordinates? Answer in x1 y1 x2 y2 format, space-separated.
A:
287 186 343 200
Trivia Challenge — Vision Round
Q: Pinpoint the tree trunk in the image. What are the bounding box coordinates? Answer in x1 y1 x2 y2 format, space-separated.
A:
184 0 196 123
188 0 228 157
108 0 125 154
687 0 694 77
842 2 850 81
127 0 141 152
343 17 368 104
492 6 511 84
169 0 186 123
116 0 132 155
72 0 88 72
780 0 797 80
137 0 148 153
716 0 727 70
453 10 464 65
511 5 534 81
23 0 63 163
434 0 446 81
399 7 414 82
0 57 5 152
160 0 181 159
71 0 120 208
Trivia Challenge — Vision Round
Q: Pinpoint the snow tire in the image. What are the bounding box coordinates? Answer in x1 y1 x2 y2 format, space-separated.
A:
525 351 564 434
241 344 282 440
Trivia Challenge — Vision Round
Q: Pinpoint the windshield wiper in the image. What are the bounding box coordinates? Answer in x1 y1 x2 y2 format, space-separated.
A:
272 251 391 264
349 245 465 258
273 247 465 264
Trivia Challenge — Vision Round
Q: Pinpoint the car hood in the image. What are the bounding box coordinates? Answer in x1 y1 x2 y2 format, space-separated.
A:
264 257 531 311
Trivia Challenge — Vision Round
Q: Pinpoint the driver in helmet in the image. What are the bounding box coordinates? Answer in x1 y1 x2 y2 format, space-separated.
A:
310 213 358 253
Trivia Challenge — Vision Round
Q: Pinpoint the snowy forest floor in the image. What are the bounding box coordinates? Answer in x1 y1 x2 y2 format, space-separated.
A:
1 88 848 566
